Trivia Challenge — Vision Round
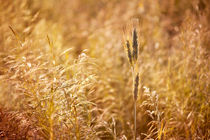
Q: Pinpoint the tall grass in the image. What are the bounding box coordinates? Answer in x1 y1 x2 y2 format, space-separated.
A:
123 19 141 139
0 0 209 139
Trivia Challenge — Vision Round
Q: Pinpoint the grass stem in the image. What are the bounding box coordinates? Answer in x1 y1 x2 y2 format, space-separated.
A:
134 100 137 140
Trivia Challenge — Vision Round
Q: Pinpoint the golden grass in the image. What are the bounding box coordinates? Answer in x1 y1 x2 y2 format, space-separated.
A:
0 0 209 139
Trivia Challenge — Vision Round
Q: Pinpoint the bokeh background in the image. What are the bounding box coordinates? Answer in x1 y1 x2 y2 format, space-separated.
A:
0 0 209 139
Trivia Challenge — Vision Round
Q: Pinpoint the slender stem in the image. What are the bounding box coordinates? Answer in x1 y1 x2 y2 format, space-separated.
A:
134 100 136 140
131 67 137 140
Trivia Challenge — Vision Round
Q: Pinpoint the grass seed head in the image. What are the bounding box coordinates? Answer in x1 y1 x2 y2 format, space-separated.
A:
132 28 138 63
134 72 139 101
126 40 133 66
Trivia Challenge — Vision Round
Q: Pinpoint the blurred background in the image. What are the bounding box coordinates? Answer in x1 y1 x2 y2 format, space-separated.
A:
0 0 209 139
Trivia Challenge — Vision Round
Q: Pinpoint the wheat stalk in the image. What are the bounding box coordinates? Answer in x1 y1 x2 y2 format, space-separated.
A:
124 20 140 140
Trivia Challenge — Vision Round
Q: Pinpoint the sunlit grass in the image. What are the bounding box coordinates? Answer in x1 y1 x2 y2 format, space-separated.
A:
0 0 209 139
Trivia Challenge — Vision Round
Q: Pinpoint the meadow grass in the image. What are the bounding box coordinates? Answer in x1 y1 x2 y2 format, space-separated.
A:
0 0 209 139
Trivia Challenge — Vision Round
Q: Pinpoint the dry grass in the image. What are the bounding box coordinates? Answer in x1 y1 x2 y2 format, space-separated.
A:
0 0 209 139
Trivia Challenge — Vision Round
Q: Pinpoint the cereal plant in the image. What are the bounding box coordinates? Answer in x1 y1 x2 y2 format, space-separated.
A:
123 19 142 140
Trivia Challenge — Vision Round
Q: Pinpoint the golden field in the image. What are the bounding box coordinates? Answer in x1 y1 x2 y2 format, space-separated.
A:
0 0 209 139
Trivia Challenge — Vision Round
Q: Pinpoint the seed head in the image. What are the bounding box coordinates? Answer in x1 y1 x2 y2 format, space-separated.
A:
134 72 139 100
126 40 133 65
132 28 138 63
